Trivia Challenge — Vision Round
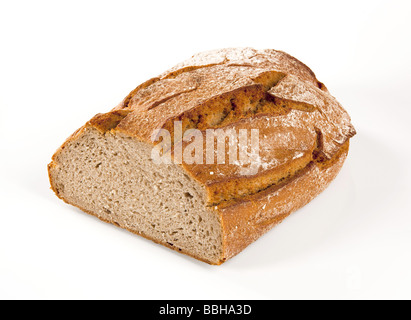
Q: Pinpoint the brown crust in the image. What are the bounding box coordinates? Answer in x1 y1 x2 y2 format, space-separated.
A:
48 48 356 264
110 48 355 205
219 141 349 261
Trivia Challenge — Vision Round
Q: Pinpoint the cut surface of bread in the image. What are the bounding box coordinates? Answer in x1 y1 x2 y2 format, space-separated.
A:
49 127 223 264
48 48 356 264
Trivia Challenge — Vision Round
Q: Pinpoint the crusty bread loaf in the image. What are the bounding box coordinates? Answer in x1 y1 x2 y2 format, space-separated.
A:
48 48 356 264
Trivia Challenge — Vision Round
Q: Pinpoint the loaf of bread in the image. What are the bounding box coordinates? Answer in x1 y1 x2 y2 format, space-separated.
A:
48 48 356 264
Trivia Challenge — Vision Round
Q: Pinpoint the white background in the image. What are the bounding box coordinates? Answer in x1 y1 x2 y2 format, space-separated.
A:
1 0 410 300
